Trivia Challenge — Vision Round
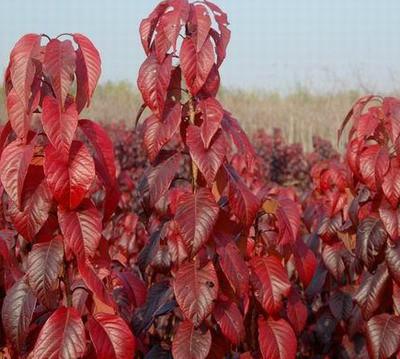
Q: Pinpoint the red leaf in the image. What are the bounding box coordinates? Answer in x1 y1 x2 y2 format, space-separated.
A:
275 196 300 245
356 112 379 139
139 2 169 54
79 119 119 220
132 282 175 335
258 316 297 359
286 290 307 334
207 332 230 359
204 1 231 67
355 217 387 269
250 256 291 315
338 95 377 143
137 54 172 117
77 258 115 308
27 237 64 308
175 188 219 256
143 103 181 162
44 141 95 209
359 145 390 191
201 64 220 97
193 4 212 51
225 164 260 227
382 158 400 208
214 300 244 345
8 165 52 241
385 244 400 285
174 261 219 326
186 125 225 183
0 231 24 280
354 263 389 320
321 242 346 281
199 98 223 148
43 39 76 107
166 221 189 266
159 0 189 51
154 25 170 63
7 89 31 139
0 140 34 209
379 205 400 240
328 290 353 321
87 313 136 359
217 241 249 297
181 36 214 95
31 307 86 358
366 313 400 359
116 272 147 308
146 152 182 206
79 118 119 217
0 121 12 158
172 319 211 359
346 138 363 175
74 33 101 112
384 97 400 143
72 288 89 316
58 200 102 259
205 1 229 28
42 96 78 155
221 112 255 167
1 278 37 351
9 34 41 109
216 26 231 68
393 281 400 315
292 239 317 287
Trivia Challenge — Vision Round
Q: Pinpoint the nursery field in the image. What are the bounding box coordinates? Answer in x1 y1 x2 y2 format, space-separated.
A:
1 0 400 359
0 84 361 150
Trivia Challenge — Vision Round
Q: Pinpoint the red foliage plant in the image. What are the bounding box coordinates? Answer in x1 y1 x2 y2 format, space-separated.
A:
253 128 339 192
133 1 301 358
336 96 400 358
0 1 308 358
296 96 400 358
3 1 400 359
0 34 136 357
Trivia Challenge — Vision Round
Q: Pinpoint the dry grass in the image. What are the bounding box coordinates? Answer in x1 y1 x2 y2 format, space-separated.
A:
0 82 365 150
218 87 361 150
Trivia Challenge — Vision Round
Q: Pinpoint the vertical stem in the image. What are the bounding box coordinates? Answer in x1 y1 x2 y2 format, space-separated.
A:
188 96 199 192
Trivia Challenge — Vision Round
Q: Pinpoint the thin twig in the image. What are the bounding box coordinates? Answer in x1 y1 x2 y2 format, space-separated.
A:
41 33 51 41
135 103 147 128
56 33 73 39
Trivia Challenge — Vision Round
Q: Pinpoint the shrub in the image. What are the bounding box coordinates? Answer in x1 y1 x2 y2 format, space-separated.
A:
2 1 400 359
131 0 300 357
0 33 135 358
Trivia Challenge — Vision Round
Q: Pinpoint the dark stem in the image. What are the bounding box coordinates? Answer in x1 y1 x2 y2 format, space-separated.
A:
41 33 51 41
135 103 147 128
56 33 73 39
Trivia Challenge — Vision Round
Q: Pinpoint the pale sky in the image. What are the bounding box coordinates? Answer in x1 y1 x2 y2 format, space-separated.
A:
0 0 399 93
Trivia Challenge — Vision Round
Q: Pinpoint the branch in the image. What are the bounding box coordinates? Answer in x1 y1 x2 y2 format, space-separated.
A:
135 103 147 128
41 33 51 41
